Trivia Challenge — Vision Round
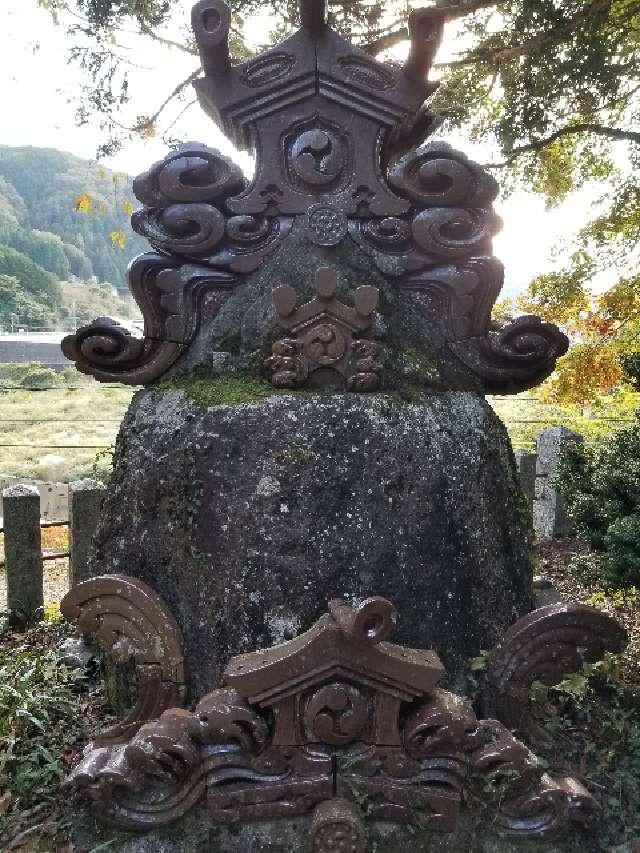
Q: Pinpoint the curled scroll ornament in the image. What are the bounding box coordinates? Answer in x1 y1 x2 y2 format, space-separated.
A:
132 202 227 256
450 315 570 393
61 253 237 384
483 602 628 735
66 688 268 829
61 574 185 746
388 141 499 208
411 207 500 259
132 142 246 206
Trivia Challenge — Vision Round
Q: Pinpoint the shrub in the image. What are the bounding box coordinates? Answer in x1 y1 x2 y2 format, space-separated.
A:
0 623 91 819
556 416 640 588
0 361 43 384
20 366 63 390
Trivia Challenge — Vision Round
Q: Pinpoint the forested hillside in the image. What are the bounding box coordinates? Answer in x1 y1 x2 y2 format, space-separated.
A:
0 145 146 329
0 146 146 282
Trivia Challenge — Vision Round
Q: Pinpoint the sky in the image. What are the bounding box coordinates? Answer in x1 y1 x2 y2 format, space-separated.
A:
0 0 604 297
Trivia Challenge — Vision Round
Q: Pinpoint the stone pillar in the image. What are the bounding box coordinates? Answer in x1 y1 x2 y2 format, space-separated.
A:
3 484 43 624
533 426 582 540
514 450 536 510
68 480 105 587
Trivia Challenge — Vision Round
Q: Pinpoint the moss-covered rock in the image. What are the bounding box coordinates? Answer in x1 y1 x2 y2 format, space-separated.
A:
89 390 532 699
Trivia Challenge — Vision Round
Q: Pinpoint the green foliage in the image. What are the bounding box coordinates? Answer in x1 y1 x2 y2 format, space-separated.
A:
0 222 71 280
530 657 640 847
0 274 53 329
0 274 60 331
0 145 146 286
555 419 640 587
620 351 640 389
0 245 60 304
0 622 93 820
19 367 65 390
518 251 592 324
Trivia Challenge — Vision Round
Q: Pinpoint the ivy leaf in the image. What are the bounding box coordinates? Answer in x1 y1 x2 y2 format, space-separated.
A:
469 650 490 671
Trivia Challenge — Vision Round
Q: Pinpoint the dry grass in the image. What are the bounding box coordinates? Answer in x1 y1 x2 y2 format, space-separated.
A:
0 385 133 482
0 526 71 610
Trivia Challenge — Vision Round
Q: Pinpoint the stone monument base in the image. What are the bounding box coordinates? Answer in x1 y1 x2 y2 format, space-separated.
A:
68 805 599 853
89 385 533 698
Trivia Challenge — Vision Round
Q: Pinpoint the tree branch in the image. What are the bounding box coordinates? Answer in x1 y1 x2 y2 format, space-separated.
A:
485 124 640 168
139 22 198 56
439 0 501 20
111 67 202 134
362 0 499 54
437 0 621 68
362 27 408 54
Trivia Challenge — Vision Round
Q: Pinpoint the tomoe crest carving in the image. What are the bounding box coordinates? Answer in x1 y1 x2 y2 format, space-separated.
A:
62 0 568 394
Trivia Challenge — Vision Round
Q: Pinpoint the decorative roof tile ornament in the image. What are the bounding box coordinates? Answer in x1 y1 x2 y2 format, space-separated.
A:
62 0 568 393
265 267 381 389
60 575 186 746
64 588 621 843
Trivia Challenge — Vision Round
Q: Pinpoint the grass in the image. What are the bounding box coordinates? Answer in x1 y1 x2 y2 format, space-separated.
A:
488 389 640 451
0 357 637 483
0 384 133 482
0 614 110 849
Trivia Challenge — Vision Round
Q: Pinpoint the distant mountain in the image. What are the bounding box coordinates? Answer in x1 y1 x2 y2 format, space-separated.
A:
0 145 147 284
0 145 147 330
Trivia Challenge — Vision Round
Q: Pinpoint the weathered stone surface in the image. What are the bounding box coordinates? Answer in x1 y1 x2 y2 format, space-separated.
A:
88 386 532 697
68 803 603 853
161 221 487 394
2 483 43 624
515 449 536 513
68 478 106 586
533 426 582 540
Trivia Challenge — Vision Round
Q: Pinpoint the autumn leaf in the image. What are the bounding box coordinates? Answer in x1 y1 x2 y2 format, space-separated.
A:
135 116 156 138
74 192 94 214
122 200 134 216
110 230 126 250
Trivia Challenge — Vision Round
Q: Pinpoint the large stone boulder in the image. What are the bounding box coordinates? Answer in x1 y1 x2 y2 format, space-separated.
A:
90 382 532 698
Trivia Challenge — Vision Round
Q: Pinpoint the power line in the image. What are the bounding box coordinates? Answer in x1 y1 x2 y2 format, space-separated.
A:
0 385 132 391
0 444 111 449
0 418 122 423
501 417 635 424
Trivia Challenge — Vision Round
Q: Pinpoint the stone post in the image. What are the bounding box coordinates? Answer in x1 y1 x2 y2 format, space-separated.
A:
68 480 105 586
514 450 536 511
533 426 583 540
3 484 43 624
